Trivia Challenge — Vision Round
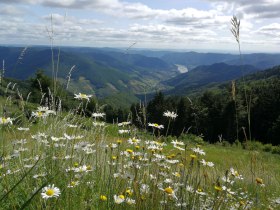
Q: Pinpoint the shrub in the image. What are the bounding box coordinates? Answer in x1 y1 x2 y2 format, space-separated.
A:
243 140 264 151
178 133 205 145
272 146 280 155
263 144 273 152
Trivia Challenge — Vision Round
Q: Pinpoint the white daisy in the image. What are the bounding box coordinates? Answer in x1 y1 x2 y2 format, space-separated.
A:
74 93 92 101
163 111 178 119
0 117 13 125
41 184 61 199
92 112 106 118
114 195 125 204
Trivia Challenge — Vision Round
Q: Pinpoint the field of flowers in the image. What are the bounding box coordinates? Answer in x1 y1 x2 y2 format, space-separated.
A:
1 94 280 210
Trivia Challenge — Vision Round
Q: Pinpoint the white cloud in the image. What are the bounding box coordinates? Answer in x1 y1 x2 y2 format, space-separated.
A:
257 23 280 37
204 0 280 19
0 5 26 16
0 0 279 52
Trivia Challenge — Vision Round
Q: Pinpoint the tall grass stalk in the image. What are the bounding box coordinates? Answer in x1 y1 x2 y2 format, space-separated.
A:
231 15 252 141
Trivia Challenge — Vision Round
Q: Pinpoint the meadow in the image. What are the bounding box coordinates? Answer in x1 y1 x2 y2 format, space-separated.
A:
0 92 280 210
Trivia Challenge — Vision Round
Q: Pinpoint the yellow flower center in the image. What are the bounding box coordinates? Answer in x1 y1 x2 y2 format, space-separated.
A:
126 189 133 196
164 187 174 194
174 172 181 177
38 112 43 117
256 178 263 184
46 189 55 196
119 195 125 199
178 163 184 167
117 140 122 144
126 149 133 154
2 118 7 123
239 200 245 206
81 94 87 98
214 186 222 191
190 154 197 159
100 195 107 201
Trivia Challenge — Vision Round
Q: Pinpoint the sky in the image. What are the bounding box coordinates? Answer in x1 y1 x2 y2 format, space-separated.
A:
0 0 280 52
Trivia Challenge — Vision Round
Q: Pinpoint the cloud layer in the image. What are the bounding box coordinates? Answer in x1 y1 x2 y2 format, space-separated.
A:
0 0 280 52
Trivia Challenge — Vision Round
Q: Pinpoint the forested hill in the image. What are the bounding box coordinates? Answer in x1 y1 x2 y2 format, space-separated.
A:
0 46 177 98
161 51 280 70
2 46 280 108
133 65 280 145
163 63 259 95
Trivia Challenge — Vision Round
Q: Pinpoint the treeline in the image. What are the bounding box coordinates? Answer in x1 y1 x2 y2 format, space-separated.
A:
130 79 280 145
1 70 280 145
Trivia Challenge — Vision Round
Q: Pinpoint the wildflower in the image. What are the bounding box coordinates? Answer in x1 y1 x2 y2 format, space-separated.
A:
222 176 235 185
66 124 78 128
74 93 92 101
222 186 235 195
256 177 263 184
214 185 222 191
186 185 194 193
100 195 107 201
37 106 56 115
93 122 105 127
0 117 13 125
148 123 164 129
239 200 246 206
140 184 150 194
119 129 130 134
230 168 243 180
192 147 205 155
163 111 178 119
126 198 136 205
163 186 177 200
68 181 79 188
126 149 133 154
92 112 105 118
114 195 125 204
17 127 29 131
125 188 133 196
118 122 131 126
164 187 174 195
200 159 214 167
128 137 141 145
108 143 118 149
173 172 181 178
256 177 265 187
31 111 45 118
33 173 47 179
190 154 197 159
171 140 184 146
41 184 61 199
196 188 206 196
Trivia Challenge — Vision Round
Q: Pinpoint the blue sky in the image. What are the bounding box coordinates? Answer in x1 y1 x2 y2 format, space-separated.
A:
0 0 280 52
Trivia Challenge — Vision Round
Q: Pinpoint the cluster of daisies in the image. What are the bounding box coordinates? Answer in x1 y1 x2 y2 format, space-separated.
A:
0 93 278 209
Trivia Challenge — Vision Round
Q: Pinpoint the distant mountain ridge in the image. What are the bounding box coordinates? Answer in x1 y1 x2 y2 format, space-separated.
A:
161 51 280 70
163 63 259 95
2 46 280 105
0 46 177 97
